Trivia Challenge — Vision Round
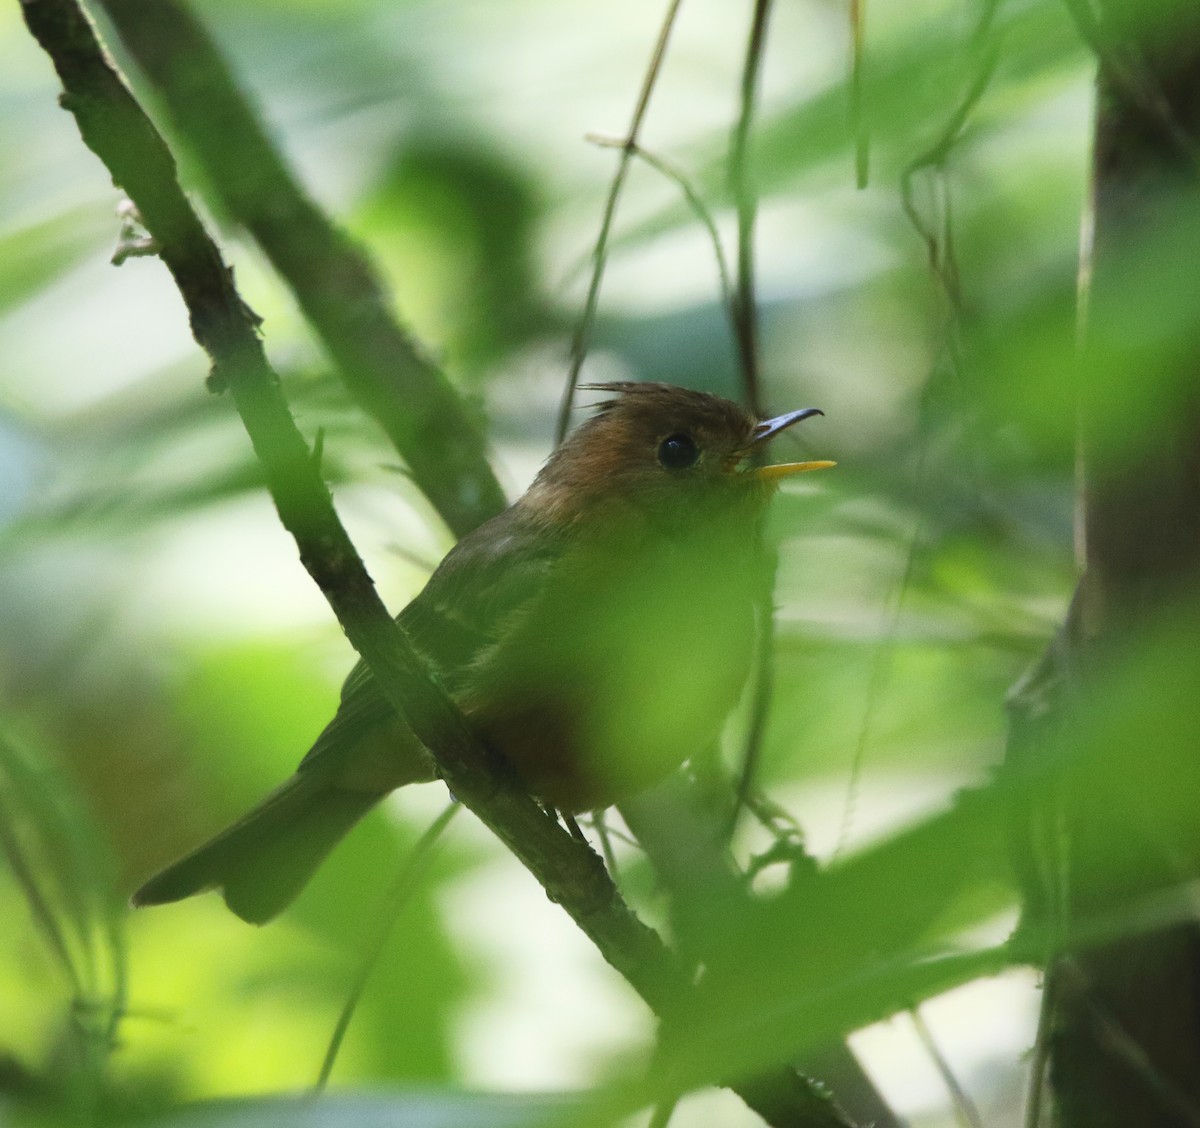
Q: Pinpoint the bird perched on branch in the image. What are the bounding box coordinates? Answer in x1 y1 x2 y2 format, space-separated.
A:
133 382 832 923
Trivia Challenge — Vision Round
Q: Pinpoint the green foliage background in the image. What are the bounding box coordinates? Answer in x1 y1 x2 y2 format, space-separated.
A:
7 0 1180 1124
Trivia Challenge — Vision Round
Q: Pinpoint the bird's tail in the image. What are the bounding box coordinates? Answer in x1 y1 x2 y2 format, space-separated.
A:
131 772 381 924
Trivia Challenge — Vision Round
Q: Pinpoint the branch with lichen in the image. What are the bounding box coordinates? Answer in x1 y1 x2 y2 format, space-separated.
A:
16 2 857 1124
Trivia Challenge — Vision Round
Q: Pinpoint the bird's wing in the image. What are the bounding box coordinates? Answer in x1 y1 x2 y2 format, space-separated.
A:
298 506 565 772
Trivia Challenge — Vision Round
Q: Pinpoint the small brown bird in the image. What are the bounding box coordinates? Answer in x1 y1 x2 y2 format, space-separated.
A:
133 383 832 922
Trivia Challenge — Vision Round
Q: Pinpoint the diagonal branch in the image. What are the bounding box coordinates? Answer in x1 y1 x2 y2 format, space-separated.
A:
94 0 507 539
19 3 857 1123
19 0 665 1017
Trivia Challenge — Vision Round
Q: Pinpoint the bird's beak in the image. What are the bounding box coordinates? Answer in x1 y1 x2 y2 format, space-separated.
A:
748 408 836 481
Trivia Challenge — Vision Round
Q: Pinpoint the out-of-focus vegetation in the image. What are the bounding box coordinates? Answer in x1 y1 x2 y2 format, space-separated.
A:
3 0 1199 1125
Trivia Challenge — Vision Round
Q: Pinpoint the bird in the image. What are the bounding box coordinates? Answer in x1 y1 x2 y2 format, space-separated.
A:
132 382 833 923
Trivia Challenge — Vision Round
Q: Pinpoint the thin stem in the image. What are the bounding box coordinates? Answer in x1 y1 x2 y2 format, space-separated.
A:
833 519 920 859
730 553 777 838
850 0 868 188
0 790 83 997
900 0 1000 296
1073 148 1096 573
909 1007 983 1128
1023 968 1055 1128
726 0 776 844
556 0 685 443
593 810 621 877
730 0 775 418
586 134 736 320
902 0 1000 178
314 803 460 1093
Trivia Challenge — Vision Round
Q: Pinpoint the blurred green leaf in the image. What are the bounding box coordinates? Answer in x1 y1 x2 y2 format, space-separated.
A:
0 727 125 1120
358 133 550 375
0 207 109 315
149 1090 582 1128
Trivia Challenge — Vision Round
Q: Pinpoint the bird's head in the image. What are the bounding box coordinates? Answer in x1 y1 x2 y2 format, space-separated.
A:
523 382 834 530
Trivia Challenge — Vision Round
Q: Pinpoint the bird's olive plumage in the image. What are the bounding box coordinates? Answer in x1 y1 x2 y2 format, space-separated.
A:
132 383 829 922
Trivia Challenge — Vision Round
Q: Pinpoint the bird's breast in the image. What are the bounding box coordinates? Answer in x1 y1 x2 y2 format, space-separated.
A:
463 526 762 811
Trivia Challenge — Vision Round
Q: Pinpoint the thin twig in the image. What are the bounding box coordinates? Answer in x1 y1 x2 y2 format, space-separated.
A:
725 0 777 841
0 790 84 997
590 810 621 877
874 8 1003 866
730 550 777 838
0 738 127 1118
729 0 774 418
556 0 685 443
833 519 921 860
1023 968 1055 1128
101 895 128 1058
586 133 736 319
850 0 868 188
584 811 641 852
909 1007 983 1128
381 541 439 576
903 2 1000 175
314 803 460 1093
900 0 1000 299
1072 163 1095 571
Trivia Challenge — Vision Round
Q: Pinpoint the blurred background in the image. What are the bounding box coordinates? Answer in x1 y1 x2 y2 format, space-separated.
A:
0 0 1104 1124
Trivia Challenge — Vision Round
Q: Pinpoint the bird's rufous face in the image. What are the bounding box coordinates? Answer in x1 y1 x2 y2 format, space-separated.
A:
526 383 833 527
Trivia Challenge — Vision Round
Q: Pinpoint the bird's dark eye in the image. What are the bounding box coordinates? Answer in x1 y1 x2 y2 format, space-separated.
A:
657 432 699 471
